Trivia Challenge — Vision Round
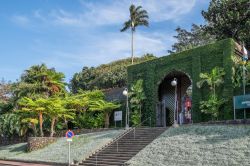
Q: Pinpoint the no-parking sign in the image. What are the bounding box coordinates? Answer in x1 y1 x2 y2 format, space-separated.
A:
66 130 74 142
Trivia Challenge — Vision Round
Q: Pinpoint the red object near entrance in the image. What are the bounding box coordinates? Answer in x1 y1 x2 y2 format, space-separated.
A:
185 98 192 109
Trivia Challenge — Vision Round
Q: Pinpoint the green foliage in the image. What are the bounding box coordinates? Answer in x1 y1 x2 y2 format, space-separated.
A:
89 99 121 128
202 0 250 49
73 112 104 128
18 96 74 137
0 113 27 137
14 63 66 99
131 110 140 126
170 0 250 53
197 67 226 119
200 95 226 119
130 79 146 125
169 24 216 53
128 39 235 124
120 4 149 32
197 67 226 96
70 54 156 93
0 79 14 114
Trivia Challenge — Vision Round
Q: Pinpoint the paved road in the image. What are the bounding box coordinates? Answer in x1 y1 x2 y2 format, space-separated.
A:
0 160 56 166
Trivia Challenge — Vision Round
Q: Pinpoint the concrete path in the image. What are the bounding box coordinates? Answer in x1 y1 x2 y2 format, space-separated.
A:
0 160 57 166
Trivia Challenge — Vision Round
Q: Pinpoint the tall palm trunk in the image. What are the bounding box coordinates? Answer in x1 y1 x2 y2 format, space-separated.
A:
50 117 56 137
131 29 134 64
39 112 44 137
31 123 37 137
104 113 110 128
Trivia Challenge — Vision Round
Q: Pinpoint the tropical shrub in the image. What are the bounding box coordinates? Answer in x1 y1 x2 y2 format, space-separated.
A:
18 96 74 137
130 79 146 125
199 95 226 120
131 110 140 126
0 113 28 138
89 100 121 128
197 67 226 119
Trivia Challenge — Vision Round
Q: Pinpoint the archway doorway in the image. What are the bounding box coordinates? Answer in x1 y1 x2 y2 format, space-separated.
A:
156 71 192 127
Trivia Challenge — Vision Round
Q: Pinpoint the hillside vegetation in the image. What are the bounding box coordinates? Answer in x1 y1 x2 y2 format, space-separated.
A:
70 54 156 93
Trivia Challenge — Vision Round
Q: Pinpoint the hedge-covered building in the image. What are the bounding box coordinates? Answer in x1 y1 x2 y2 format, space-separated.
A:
128 38 246 126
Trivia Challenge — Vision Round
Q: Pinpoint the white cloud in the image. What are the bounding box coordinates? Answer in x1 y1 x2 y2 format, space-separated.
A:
11 15 30 26
40 31 173 72
137 0 196 22
19 0 196 28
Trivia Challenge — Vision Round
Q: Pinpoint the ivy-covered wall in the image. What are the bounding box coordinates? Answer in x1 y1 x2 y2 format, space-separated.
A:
127 38 235 125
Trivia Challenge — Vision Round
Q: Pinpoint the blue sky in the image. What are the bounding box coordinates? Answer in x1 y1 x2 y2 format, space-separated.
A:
0 0 209 83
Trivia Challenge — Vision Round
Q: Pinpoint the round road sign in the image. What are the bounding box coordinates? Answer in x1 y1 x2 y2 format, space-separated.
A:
66 130 74 139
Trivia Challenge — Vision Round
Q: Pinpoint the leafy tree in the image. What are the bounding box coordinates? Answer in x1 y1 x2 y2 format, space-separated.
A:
21 118 38 137
70 55 155 92
18 97 47 137
202 0 250 49
0 79 14 114
121 4 149 64
169 24 215 53
66 90 106 129
0 79 12 102
45 97 74 137
130 79 146 125
197 67 226 97
170 0 250 53
73 112 104 129
89 100 120 128
19 96 74 137
14 64 66 99
197 67 226 119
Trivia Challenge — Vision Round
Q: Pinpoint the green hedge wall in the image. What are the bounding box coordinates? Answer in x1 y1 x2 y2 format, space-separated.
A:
128 38 235 125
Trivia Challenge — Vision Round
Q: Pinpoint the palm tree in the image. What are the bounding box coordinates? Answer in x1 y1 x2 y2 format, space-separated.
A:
121 4 149 64
89 99 120 128
197 67 226 97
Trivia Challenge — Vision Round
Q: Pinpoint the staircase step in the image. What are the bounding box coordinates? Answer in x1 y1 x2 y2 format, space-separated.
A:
79 127 167 165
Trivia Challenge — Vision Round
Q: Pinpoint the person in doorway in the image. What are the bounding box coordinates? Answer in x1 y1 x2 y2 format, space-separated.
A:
182 93 192 123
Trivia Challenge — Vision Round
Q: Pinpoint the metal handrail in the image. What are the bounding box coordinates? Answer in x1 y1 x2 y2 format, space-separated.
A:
132 116 152 128
82 127 133 160
85 117 152 165
132 117 152 139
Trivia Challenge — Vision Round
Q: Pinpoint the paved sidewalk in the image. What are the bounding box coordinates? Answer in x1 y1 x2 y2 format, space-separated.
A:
0 160 56 166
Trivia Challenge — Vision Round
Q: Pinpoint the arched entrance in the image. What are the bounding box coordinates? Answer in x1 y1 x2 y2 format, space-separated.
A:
156 71 192 127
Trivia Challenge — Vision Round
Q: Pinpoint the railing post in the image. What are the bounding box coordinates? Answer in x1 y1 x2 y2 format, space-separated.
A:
95 153 97 166
150 117 152 127
116 141 118 152
133 128 135 139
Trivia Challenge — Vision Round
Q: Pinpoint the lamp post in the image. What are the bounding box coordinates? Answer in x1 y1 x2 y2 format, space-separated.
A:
171 78 178 127
123 88 129 129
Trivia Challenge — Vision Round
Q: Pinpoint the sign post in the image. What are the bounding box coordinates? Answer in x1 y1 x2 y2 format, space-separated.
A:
233 94 250 120
114 111 122 128
66 130 74 166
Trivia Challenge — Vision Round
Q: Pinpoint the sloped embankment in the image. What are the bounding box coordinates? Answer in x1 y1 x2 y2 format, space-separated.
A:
0 129 124 164
127 125 250 166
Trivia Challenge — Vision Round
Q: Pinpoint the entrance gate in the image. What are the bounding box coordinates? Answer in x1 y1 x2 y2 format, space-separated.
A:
156 71 192 127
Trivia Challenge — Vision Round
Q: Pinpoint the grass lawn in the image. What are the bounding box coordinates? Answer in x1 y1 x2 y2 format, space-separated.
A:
127 125 250 166
0 129 124 164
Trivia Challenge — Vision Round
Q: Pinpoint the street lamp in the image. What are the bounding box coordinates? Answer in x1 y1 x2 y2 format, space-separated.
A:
171 78 179 127
123 88 129 129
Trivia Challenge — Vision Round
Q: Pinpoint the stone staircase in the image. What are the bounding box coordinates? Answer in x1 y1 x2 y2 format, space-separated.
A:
79 127 166 166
